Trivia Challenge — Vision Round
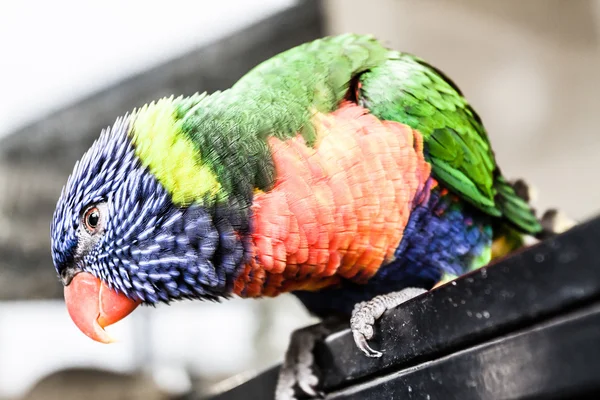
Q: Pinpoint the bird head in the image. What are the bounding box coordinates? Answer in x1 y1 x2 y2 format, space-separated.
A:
51 98 249 343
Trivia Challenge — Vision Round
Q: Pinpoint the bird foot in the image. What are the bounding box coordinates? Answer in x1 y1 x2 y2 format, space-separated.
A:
509 178 577 237
275 322 333 400
540 209 576 235
350 288 428 358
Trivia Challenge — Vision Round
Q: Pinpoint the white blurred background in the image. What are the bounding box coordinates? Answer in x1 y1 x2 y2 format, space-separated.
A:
1 0 599 399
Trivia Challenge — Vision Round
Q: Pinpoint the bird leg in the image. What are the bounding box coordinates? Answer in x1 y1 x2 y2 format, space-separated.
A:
275 318 342 400
350 288 427 357
275 288 427 399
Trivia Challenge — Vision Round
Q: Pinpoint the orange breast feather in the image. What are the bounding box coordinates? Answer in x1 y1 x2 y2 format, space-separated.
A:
233 102 431 297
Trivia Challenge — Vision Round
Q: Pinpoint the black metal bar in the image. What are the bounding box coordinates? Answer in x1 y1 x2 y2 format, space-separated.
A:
317 216 600 390
209 215 600 399
327 303 600 400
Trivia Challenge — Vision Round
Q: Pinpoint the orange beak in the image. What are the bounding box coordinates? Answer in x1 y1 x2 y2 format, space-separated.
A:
64 272 141 343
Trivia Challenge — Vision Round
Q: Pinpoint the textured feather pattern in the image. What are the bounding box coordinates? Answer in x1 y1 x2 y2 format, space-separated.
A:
357 55 541 234
131 94 223 206
51 34 541 309
51 115 249 303
295 184 493 317
233 103 431 297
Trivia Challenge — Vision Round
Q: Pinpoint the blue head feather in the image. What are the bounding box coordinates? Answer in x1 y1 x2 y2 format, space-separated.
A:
51 116 249 304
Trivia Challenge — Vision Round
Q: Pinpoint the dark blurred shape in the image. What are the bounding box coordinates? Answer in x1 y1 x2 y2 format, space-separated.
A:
210 215 600 399
0 0 324 300
20 368 185 400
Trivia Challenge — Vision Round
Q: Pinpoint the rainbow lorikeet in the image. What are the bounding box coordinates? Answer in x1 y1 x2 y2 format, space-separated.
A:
50 34 558 399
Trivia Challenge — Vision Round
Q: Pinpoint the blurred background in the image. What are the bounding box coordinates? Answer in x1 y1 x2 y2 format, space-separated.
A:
1 0 599 398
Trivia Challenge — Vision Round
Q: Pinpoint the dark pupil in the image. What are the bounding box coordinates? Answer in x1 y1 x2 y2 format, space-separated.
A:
87 210 100 228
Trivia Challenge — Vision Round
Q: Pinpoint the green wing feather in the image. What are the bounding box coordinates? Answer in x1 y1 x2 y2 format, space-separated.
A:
357 52 542 234
168 33 540 234
175 34 388 201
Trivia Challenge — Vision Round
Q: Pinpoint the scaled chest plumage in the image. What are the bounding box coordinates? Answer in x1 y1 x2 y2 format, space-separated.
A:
52 34 539 319
234 103 433 297
232 103 494 306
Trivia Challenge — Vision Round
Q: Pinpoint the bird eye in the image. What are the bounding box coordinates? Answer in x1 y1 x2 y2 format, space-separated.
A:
83 206 101 233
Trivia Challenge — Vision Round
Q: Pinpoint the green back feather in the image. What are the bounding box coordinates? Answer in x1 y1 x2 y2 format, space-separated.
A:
357 53 541 234
130 34 388 206
128 34 541 234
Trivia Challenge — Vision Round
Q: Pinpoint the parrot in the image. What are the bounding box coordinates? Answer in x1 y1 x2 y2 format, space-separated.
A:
50 34 560 399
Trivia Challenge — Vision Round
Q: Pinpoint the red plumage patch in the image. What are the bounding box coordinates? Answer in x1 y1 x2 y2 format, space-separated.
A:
234 102 432 297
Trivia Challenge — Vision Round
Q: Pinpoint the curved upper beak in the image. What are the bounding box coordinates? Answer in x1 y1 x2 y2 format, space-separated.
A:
63 272 141 343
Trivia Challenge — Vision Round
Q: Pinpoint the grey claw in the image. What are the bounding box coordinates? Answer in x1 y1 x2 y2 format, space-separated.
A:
353 330 383 358
275 322 334 400
298 379 318 397
275 366 299 400
350 288 427 358
297 359 319 397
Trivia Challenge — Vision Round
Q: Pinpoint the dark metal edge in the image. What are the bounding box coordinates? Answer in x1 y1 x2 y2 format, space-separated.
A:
327 302 600 400
318 215 600 389
208 215 600 399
